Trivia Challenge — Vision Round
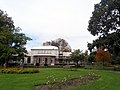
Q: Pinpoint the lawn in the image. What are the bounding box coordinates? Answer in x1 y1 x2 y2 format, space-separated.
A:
0 68 120 90
71 70 120 90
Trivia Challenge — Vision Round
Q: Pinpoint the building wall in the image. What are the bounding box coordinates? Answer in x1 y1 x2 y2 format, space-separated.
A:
24 47 59 66
33 56 56 66
24 46 72 66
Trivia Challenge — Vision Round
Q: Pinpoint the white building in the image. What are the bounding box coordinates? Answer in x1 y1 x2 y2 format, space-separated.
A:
23 46 72 66
24 46 59 66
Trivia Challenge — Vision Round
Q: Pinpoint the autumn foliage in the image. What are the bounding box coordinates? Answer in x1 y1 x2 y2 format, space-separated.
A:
96 48 111 63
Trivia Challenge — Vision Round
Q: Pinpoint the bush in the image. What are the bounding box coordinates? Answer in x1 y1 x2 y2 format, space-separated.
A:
84 65 93 69
114 66 120 71
111 56 120 65
1 68 39 74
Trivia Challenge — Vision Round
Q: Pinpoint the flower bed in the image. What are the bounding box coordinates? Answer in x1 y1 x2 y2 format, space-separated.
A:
1 68 39 74
36 75 100 90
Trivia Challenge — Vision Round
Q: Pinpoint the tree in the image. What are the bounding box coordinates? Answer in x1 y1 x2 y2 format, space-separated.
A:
96 47 111 66
43 38 71 52
83 50 89 65
0 9 31 66
69 49 84 67
88 51 96 64
13 32 31 61
87 0 120 56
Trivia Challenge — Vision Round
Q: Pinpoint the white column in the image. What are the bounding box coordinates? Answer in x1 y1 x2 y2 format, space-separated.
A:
31 56 34 64
24 57 28 64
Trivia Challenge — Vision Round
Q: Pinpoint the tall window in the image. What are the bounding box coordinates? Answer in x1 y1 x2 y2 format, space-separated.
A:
45 58 47 64
27 57 31 63
39 58 41 63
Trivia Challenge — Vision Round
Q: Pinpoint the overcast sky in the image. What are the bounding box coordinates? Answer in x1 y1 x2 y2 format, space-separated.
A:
0 0 100 51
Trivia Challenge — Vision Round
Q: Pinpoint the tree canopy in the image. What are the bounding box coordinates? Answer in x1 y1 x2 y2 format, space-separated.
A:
96 48 111 63
87 0 120 56
43 38 71 52
69 49 85 66
88 51 96 63
0 9 31 65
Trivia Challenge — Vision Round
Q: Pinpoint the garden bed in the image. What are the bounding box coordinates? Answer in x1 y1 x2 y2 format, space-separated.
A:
1 68 39 74
36 75 100 90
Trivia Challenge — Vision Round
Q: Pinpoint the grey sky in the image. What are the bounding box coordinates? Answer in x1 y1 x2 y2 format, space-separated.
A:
0 0 100 51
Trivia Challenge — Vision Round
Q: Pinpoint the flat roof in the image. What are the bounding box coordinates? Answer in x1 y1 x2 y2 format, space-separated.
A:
31 46 58 50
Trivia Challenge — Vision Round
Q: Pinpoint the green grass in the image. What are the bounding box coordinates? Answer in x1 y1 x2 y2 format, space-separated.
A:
70 70 120 90
0 68 120 90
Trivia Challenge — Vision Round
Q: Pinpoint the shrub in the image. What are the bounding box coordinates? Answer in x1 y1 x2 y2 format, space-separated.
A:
84 65 92 69
114 66 120 71
1 68 39 74
111 56 120 65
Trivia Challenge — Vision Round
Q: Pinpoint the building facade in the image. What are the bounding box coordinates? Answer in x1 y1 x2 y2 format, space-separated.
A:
24 46 60 66
24 46 72 66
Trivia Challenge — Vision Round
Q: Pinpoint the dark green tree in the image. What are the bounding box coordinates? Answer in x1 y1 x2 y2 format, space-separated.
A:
70 49 85 67
0 9 31 66
88 51 96 64
88 0 120 57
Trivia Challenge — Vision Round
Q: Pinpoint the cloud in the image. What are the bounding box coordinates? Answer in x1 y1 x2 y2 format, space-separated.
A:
0 0 101 51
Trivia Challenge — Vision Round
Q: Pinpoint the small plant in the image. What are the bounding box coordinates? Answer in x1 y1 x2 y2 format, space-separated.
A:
45 74 72 86
46 74 58 85
62 75 72 82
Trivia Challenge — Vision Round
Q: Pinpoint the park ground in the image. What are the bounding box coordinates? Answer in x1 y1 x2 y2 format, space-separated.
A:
0 68 120 90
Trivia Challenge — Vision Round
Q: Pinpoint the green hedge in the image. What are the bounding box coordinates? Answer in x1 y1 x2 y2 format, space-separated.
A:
1 68 39 74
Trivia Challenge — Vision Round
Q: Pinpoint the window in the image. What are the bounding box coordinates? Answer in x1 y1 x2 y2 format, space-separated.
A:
45 58 47 64
27 57 31 63
39 58 41 63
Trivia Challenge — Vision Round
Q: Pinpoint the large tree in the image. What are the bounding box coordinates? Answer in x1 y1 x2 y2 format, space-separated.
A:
88 0 120 56
43 38 71 52
0 9 31 65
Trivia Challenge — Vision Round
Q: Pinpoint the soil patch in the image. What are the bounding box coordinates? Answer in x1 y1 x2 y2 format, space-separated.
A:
36 75 100 90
